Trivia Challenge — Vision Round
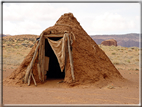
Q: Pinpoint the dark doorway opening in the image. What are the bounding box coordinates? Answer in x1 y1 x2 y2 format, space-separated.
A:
45 38 65 79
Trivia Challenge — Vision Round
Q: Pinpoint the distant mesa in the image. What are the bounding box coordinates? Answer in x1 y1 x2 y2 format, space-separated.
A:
101 39 117 46
91 33 139 47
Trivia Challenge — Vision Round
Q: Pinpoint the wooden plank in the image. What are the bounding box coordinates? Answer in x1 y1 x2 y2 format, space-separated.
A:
24 33 43 83
43 39 46 76
64 38 68 76
41 39 43 81
66 33 75 81
44 56 49 71
25 65 30 83
44 34 63 38
28 71 32 86
42 36 45 82
39 34 43 73
38 37 42 72
37 63 41 81
24 43 39 83
39 45 42 81
40 37 44 82
31 73 37 86
35 48 39 60
39 49 42 80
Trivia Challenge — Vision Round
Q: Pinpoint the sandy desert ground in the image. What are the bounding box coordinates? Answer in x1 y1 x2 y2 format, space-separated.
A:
1 38 141 106
3 68 140 105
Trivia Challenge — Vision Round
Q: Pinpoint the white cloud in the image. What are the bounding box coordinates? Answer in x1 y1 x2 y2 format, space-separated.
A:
3 20 43 35
3 3 140 35
3 3 69 35
90 12 140 35
3 21 18 34
3 3 69 21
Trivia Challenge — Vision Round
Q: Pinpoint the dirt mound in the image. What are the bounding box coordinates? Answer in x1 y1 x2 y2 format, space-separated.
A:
101 39 117 46
4 13 124 87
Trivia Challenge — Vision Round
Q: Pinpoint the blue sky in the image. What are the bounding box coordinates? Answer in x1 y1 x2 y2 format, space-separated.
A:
3 3 140 35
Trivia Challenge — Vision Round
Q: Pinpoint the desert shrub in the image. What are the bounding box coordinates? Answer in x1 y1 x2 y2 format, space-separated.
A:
23 38 28 40
127 60 130 63
5 41 13 46
135 58 139 61
29 38 35 42
129 56 133 59
112 53 116 55
8 38 14 42
16 40 22 43
128 48 132 52
22 40 29 43
21 43 31 47
112 60 120 65
6 43 12 46
16 38 25 43
14 45 20 49
17 52 22 56
131 47 138 50
3 39 7 44
30 44 34 48
135 68 139 71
